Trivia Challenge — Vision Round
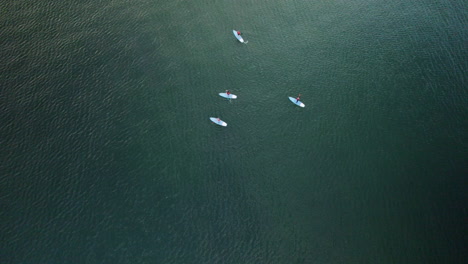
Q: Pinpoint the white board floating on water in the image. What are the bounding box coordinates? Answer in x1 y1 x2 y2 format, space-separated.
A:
210 117 227 127
219 93 237 99
289 97 305 107
233 30 245 43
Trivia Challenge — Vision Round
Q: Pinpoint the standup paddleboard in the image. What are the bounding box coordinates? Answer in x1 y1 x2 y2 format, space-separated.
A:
233 30 244 43
219 93 237 99
210 117 227 127
289 97 305 108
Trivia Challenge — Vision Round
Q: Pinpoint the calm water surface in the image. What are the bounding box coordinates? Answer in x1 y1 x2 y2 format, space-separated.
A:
1 0 466 263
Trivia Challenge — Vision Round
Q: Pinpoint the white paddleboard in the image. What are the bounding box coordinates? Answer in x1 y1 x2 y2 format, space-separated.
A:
289 97 305 107
219 93 237 99
210 117 227 127
233 30 244 43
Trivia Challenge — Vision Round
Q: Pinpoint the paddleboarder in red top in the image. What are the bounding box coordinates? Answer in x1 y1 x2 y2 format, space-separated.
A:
226 90 231 96
296 94 301 103
237 31 241 35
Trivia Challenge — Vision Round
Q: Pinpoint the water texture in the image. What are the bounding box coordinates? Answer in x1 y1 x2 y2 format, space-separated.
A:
1 0 466 263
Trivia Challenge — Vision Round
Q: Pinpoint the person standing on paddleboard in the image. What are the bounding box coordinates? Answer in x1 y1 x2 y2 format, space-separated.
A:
296 94 301 103
237 31 241 35
226 90 231 96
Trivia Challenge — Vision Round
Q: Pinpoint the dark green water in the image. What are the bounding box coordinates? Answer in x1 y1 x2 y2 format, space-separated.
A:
1 0 466 263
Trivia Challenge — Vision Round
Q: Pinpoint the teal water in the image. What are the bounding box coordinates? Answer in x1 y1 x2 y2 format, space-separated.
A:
1 0 466 263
